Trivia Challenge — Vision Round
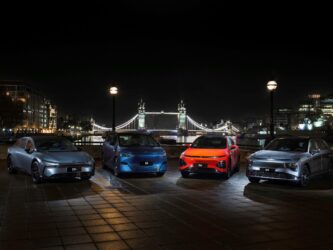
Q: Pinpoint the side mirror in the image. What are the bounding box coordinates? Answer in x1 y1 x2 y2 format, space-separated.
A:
310 149 320 155
185 143 191 148
230 145 237 150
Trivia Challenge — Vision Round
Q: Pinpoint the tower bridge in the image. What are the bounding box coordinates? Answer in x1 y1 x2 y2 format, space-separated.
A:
92 100 240 135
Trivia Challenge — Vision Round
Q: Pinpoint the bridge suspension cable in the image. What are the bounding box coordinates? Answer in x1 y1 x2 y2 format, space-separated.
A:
92 114 138 131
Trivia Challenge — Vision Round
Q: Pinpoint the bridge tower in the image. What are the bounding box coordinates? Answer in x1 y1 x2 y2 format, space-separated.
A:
138 99 146 130
177 100 187 134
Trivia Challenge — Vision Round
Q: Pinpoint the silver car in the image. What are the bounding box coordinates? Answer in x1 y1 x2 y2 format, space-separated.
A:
7 136 95 183
246 137 333 186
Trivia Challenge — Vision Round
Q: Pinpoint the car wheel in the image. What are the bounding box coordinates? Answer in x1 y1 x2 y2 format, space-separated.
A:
156 172 165 177
7 156 17 174
181 171 190 178
298 166 310 187
248 177 260 183
31 161 42 184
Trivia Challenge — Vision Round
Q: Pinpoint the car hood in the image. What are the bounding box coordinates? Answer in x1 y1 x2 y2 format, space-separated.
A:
39 151 93 164
120 147 165 156
184 148 227 157
252 150 307 161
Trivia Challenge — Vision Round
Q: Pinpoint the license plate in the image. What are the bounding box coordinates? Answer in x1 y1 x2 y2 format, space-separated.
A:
68 167 81 172
196 163 207 168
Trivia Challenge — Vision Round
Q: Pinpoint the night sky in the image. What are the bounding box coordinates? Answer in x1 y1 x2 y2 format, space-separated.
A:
1 2 333 126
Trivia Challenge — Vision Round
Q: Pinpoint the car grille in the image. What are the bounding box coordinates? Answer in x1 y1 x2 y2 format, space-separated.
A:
191 167 218 174
252 161 284 169
248 170 294 180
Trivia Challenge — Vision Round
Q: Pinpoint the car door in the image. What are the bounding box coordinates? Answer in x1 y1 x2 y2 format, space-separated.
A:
15 137 28 170
20 138 36 173
103 134 117 168
228 137 237 168
308 139 322 175
317 139 331 173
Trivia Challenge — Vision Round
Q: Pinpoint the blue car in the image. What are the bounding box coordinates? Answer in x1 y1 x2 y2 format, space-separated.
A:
102 132 167 177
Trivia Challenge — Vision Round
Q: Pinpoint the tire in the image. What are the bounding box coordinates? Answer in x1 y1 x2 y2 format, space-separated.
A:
156 172 165 177
181 171 190 178
7 156 17 174
31 161 43 184
248 177 260 183
298 166 310 187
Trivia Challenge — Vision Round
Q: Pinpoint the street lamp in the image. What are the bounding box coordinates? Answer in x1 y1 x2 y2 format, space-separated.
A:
266 81 278 138
109 86 118 132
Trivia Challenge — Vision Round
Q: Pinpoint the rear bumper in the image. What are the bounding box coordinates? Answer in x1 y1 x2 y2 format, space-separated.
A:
43 166 95 178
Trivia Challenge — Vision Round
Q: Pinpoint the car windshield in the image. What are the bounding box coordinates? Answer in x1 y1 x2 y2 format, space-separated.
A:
265 138 309 152
191 137 227 149
118 134 159 147
34 137 78 152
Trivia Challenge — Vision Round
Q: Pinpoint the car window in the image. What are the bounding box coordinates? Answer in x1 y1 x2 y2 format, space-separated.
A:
265 138 309 152
191 137 227 149
16 138 27 149
309 140 319 152
34 137 77 152
25 139 34 150
118 134 159 147
318 139 330 150
107 134 116 145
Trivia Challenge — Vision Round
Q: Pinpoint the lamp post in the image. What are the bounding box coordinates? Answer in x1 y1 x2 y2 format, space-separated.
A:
109 86 118 132
267 81 278 138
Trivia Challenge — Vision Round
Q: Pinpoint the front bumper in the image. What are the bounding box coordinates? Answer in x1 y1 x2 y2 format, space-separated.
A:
118 161 167 174
43 165 95 178
179 157 228 174
246 166 299 182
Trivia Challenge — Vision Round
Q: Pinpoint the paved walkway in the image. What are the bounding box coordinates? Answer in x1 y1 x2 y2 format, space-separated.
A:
1 159 333 249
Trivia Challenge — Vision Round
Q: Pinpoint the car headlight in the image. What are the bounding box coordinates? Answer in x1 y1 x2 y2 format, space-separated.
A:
120 153 133 158
161 151 167 157
285 162 298 170
43 161 59 167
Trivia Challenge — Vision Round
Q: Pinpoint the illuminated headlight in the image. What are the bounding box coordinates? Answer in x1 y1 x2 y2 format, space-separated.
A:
217 160 226 168
43 161 59 167
120 153 133 158
285 162 298 170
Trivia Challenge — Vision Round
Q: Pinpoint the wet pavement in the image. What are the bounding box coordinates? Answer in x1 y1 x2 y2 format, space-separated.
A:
1 159 333 249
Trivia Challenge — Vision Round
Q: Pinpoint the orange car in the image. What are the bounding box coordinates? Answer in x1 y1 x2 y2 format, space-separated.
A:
179 135 240 178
